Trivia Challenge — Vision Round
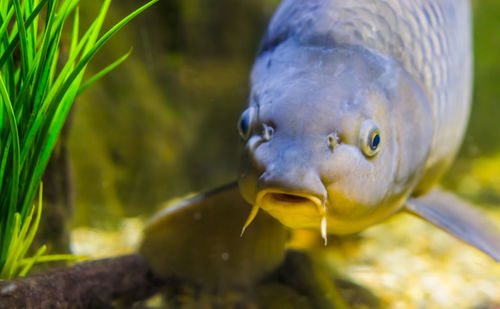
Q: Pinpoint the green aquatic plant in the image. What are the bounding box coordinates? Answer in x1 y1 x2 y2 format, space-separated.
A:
0 0 157 279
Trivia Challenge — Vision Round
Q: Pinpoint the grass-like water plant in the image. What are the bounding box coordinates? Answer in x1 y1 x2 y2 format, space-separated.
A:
0 0 157 279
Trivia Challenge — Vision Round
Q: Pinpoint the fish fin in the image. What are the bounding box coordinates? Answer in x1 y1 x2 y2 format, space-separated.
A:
405 188 500 262
140 182 288 288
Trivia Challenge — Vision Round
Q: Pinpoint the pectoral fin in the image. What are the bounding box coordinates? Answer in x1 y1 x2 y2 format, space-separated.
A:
405 188 500 262
140 182 288 289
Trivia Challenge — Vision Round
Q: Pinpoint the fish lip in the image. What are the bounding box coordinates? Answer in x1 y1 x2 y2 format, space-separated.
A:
240 188 326 236
256 189 325 215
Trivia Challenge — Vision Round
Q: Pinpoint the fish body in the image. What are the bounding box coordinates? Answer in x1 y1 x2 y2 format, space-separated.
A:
140 0 500 288
238 0 474 235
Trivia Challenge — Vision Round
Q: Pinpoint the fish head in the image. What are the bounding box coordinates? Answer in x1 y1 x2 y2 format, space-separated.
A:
238 44 433 235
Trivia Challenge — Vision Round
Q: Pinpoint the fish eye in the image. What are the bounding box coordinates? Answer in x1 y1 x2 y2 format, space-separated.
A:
237 108 255 140
360 120 381 157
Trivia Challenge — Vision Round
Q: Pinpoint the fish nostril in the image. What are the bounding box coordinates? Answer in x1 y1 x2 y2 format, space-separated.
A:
327 132 340 151
262 124 274 141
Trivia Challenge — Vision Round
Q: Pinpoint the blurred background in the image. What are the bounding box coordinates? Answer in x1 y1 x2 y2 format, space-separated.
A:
38 0 500 307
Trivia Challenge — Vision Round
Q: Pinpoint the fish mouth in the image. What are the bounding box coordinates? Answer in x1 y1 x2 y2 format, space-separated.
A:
241 189 326 237
269 193 312 203
260 191 324 215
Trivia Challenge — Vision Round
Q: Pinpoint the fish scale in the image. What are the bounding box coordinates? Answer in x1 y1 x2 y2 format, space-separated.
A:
259 0 472 194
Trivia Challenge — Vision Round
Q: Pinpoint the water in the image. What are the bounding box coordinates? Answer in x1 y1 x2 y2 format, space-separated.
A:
65 0 500 307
